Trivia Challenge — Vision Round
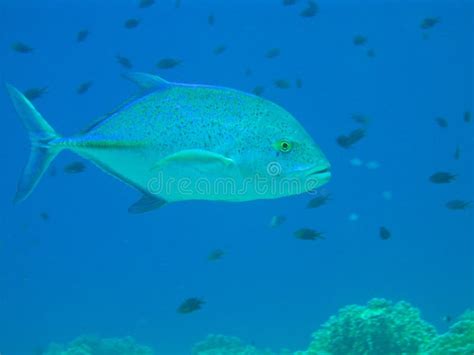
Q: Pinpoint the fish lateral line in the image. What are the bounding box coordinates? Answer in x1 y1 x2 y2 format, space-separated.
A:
56 137 149 150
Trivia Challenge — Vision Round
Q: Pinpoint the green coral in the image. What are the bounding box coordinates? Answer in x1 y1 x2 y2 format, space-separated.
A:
44 335 154 355
192 334 276 355
304 298 436 355
422 310 474 355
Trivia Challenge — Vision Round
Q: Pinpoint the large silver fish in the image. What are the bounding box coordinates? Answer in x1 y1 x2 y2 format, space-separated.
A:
7 72 331 213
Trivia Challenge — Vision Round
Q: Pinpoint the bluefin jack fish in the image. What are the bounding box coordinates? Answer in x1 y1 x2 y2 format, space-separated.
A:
7 72 331 213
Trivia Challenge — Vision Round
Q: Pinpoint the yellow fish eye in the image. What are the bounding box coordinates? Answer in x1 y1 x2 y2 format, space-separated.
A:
276 140 293 153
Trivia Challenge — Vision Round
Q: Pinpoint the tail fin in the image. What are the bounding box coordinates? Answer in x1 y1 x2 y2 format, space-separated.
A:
6 83 62 203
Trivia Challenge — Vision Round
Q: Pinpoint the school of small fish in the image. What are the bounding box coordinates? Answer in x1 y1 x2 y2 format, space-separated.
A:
6 0 471 316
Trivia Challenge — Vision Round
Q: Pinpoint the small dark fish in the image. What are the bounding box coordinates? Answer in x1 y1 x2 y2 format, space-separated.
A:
252 85 265 96
367 49 376 58
464 111 471 123
39 212 49 221
138 0 154 8
435 117 448 128
296 79 303 88
300 0 319 17
442 315 452 323
116 54 133 69
177 297 204 314
445 200 471 210
23 87 48 101
454 146 461 160
294 228 325 241
11 42 33 53
379 226 391 240
208 14 215 26
441 314 453 323
269 215 286 228
352 113 370 125
353 35 367 46
76 81 93 95
175 0 181 8
76 29 89 43
307 193 331 209
283 0 298 5
274 79 291 89
213 44 227 55
244 67 253 77
429 172 456 184
208 249 225 261
421 17 440 29
336 128 366 149
156 58 181 69
124 18 140 29
64 161 86 174
265 48 280 59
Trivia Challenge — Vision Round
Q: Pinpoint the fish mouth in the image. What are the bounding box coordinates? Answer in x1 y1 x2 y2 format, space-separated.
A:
305 165 332 181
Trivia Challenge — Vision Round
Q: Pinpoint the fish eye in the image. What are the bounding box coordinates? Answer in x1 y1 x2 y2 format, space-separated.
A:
275 139 293 153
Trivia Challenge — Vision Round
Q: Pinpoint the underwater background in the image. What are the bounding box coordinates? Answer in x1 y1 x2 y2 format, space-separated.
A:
0 0 473 354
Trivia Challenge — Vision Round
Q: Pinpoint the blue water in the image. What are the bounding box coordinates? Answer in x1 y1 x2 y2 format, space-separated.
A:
0 0 472 354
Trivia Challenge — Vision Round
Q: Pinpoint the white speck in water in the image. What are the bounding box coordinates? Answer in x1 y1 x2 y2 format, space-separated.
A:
350 158 363 167
366 161 380 169
348 213 359 222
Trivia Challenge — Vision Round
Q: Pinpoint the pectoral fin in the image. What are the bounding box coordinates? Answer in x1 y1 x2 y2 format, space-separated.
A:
128 194 167 214
151 149 236 173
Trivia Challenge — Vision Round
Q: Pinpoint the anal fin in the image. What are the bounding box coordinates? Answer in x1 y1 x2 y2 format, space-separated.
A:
128 194 167 214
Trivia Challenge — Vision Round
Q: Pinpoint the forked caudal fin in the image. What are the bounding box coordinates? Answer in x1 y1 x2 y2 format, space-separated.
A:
5 83 63 203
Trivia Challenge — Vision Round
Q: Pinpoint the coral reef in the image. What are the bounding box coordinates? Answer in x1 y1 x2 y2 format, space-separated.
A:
422 310 474 354
192 334 277 355
302 298 436 355
44 301 474 355
44 335 154 355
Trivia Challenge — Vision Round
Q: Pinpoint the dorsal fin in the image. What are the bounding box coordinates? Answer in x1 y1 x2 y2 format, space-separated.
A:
80 73 171 134
122 72 170 90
